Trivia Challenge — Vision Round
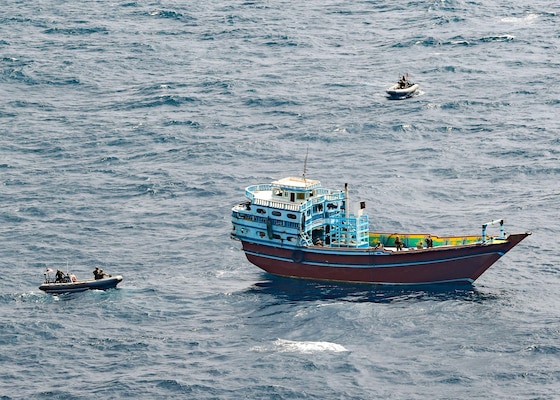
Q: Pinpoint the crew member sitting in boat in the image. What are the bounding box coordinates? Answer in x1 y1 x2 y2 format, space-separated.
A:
93 267 110 280
55 269 65 283
398 75 408 89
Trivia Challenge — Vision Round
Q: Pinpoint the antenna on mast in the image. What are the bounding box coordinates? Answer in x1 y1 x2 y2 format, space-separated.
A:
302 146 309 183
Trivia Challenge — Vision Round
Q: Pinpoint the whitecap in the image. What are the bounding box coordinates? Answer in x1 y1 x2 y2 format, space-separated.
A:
501 14 539 24
274 338 348 353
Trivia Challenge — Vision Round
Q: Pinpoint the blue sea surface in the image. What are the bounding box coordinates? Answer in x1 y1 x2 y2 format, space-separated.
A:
1 1 559 398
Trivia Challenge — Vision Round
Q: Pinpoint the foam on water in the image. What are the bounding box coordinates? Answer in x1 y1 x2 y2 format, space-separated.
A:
274 339 349 354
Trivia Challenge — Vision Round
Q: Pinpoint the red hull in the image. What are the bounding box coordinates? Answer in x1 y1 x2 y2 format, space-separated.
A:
241 233 530 285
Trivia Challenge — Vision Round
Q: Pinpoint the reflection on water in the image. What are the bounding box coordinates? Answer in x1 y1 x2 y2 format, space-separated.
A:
245 275 500 304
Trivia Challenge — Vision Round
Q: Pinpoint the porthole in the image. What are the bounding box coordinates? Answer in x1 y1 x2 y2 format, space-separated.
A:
272 211 281 217
287 214 297 219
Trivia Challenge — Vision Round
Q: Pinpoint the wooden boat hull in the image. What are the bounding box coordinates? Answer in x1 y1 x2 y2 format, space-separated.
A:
386 83 419 99
39 275 123 294
240 233 530 285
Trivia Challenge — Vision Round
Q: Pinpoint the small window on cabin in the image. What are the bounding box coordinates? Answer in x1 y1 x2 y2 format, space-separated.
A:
274 189 282 196
273 234 281 240
256 208 266 214
287 236 296 242
287 214 297 219
297 193 305 200
272 211 281 217
258 232 266 238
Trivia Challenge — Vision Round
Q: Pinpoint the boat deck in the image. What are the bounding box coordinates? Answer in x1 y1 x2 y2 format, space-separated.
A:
368 232 484 249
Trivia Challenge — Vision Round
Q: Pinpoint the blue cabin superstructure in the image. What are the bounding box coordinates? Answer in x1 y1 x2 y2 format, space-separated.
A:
231 177 369 249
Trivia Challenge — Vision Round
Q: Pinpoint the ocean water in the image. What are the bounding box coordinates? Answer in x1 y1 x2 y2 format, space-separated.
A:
1 0 559 398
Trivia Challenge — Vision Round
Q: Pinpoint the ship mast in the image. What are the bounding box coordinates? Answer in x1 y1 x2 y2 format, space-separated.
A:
302 146 309 185
344 183 349 219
